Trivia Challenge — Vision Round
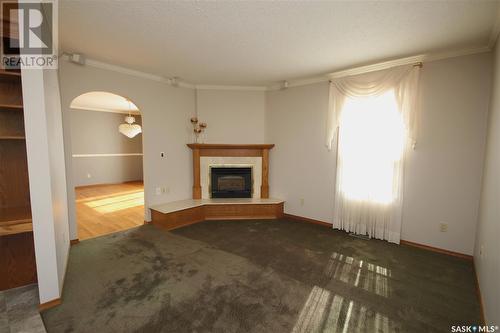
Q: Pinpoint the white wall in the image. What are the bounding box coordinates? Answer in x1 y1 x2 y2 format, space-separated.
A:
22 68 70 303
474 39 500 325
266 82 336 223
196 89 266 143
59 60 195 239
70 110 143 186
401 53 491 255
266 52 492 255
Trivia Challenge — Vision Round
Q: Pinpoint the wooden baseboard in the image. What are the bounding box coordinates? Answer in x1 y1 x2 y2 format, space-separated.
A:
70 239 79 246
143 220 152 225
38 298 61 311
473 260 486 325
283 213 473 260
399 240 472 260
75 180 143 190
283 213 332 228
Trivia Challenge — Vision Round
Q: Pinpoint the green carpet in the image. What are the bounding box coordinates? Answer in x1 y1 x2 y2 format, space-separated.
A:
41 219 481 332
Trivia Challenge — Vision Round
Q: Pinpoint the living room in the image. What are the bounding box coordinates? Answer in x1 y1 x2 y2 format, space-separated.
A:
0 1 499 332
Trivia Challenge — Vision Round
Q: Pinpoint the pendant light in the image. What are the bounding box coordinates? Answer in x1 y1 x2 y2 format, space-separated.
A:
119 99 142 138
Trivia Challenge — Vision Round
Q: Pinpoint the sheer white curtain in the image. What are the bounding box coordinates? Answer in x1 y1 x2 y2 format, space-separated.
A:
326 65 420 243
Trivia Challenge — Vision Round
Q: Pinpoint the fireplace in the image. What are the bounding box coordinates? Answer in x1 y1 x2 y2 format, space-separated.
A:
210 167 252 198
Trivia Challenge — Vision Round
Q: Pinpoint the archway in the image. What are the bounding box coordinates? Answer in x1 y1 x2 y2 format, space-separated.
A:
69 91 145 240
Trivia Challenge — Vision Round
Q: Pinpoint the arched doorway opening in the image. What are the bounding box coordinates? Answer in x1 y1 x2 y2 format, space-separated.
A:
69 91 144 240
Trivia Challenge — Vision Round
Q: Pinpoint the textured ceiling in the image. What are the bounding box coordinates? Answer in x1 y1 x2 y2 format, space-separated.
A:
60 1 498 85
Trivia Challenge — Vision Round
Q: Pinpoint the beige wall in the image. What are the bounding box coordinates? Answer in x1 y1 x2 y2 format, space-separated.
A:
474 40 500 324
59 59 195 239
266 52 492 255
70 110 143 186
196 89 266 144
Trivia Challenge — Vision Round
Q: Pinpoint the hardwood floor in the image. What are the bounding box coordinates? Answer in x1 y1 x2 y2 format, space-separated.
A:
75 181 144 241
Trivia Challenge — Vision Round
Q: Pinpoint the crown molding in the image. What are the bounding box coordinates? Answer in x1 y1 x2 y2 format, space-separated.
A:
61 54 267 91
62 45 492 93
329 46 491 79
267 45 492 90
60 54 196 89
195 84 267 91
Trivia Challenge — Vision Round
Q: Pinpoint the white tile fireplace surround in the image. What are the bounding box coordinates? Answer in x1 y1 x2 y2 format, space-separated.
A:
187 144 274 199
200 157 262 199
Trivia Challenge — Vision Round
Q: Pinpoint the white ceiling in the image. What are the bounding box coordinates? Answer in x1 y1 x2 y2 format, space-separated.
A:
60 1 498 86
70 91 140 114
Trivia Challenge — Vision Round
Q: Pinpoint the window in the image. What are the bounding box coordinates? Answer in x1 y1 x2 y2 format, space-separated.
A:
337 90 405 204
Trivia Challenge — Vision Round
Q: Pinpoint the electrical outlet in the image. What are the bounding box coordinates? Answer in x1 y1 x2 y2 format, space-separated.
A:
161 187 170 194
300 198 305 206
160 152 165 158
155 187 162 195
439 222 448 232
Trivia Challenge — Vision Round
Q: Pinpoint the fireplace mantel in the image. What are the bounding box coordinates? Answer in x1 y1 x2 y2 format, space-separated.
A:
187 143 275 199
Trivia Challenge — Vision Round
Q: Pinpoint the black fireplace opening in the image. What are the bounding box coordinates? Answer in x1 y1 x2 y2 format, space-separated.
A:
210 167 252 198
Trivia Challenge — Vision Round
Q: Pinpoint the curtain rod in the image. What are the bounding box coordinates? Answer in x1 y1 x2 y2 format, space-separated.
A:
328 60 424 82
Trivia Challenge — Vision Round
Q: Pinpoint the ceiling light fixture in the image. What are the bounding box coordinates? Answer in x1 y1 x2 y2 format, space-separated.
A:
118 99 142 138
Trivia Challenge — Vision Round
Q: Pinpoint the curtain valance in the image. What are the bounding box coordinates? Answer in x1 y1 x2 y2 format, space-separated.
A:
326 65 421 150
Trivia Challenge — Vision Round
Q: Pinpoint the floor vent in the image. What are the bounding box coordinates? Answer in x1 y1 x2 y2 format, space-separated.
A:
348 232 370 240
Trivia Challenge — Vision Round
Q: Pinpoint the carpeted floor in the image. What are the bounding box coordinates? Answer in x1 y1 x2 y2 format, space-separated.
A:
41 219 481 333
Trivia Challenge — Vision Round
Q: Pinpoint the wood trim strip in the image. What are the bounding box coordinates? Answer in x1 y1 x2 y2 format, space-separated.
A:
399 240 473 261
74 180 143 190
38 298 61 311
283 213 332 228
261 149 269 198
151 202 284 230
473 261 486 325
284 213 474 260
192 148 201 199
69 239 79 246
199 148 263 157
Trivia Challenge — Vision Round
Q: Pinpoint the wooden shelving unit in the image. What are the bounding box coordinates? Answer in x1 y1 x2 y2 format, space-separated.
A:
0 103 23 110
0 8 37 291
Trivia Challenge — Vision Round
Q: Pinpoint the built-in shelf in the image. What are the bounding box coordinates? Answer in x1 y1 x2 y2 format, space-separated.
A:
0 104 23 111
0 135 25 140
0 206 32 236
0 31 36 291
0 70 21 79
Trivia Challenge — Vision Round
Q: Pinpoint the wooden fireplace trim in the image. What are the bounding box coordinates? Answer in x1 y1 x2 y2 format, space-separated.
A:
186 144 275 199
